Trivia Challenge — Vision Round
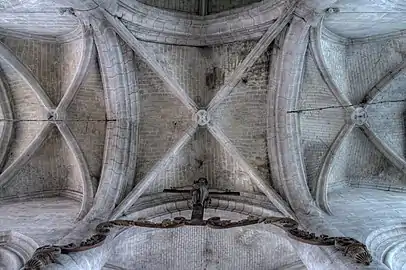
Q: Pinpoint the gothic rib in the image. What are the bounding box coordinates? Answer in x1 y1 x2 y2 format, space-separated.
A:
309 18 353 111
207 0 298 112
360 125 406 175
84 21 139 220
0 41 55 110
56 25 94 113
0 71 13 170
102 10 198 113
363 59 406 105
316 123 355 215
207 123 296 219
110 124 198 219
268 17 314 211
0 122 53 188
56 121 94 220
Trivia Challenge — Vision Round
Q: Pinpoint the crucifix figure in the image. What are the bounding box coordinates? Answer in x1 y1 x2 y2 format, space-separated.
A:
163 177 240 224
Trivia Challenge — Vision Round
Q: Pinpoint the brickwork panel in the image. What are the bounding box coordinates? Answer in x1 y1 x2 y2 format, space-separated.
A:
329 128 404 192
0 60 47 120
145 128 260 194
141 42 212 107
107 226 300 270
211 47 270 184
329 187 406 241
0 197 80 245
134 55 194 183
0 126 82 199
367 70 406 162
2 37 63 105
298 50 346 194
3 122 45 169
66 51 106 179
320 38 349 100
346 36 406 104
211 40 256 88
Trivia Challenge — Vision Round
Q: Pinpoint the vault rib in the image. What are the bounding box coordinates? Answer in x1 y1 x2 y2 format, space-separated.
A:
102 10 198 113
207 123 296 219
0 41 55 111
56 121 94 221
0 122 53 189
207 1 298 113
110 124 198 219
315 123 355 215
310 18 353 111
56 25 94 114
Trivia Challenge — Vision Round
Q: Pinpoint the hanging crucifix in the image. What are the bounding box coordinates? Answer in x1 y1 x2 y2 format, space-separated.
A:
163 177 240 224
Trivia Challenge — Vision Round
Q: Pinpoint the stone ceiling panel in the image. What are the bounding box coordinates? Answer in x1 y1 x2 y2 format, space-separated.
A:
0 13 79 37
140 42 212 107
134 54 194 183
210 45 270 186
297 49 346 195
0 197 80 245
366 70 406 160
324 0 406 38
0 126 81 200
1 36 82 105
0 59 47 120
329 128 405 192
66 48 106 180
346 36 406 104
107 226 300 270
2 122 45 169
144 128 260 195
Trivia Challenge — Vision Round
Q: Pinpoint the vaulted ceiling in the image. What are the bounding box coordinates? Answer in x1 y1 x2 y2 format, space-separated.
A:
0 0 406 269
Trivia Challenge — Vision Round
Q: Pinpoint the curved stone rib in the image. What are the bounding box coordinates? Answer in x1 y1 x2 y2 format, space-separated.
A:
207 123 296 219
56 26 94 113
309 18 353 111
363 59 406 106
207 1 297 113
360 126 406 175
102 10 197 113
110 124 198 219
56 121 94 221
0 73 13 170
116 0 285 46
316 123 355 215
0 122 53 189
0 41 54 110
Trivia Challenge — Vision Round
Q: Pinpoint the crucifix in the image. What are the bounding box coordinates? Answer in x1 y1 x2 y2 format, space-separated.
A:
163 177 240 224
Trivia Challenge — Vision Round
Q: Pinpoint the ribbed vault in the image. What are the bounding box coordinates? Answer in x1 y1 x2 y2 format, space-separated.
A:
0 0 405 269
